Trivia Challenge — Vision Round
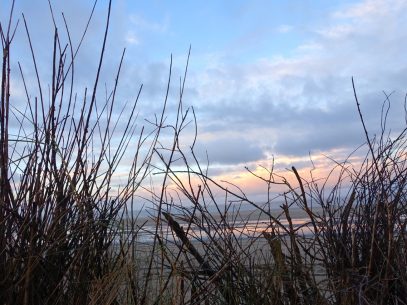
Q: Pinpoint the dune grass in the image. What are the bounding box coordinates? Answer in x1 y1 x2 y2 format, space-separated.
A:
1 1 407 304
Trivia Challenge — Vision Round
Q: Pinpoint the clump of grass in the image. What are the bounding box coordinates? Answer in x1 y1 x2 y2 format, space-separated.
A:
2 1 407 305
0 1 166 304
151 83 407 304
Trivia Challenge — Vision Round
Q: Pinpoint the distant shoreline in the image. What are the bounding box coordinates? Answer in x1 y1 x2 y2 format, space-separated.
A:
128 205 322 226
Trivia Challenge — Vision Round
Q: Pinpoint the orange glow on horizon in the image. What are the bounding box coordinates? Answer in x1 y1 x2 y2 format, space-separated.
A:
162 149 365 203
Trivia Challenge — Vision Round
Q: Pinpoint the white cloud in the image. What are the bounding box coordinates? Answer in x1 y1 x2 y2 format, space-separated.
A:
276 24 293 33
333 0 406 20
129 13 170 33
125 31 140 45
5 0 407 171
187 0 407 165
317 24 353 39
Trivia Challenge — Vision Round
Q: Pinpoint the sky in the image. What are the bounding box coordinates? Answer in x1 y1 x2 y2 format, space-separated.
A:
2 0 407 202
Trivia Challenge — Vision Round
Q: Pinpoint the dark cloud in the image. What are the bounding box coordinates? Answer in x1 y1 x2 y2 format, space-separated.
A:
4 0 407 171
186 0 407 161
195 137 266 165
193 82 406 158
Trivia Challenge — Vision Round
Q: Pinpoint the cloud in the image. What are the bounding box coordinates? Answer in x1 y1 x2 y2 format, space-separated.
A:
333 0 406 20
186 0 407 163
195 137 266 165
129 14 170 33
125 31 140 45
5 0 407 180
276 24 293 33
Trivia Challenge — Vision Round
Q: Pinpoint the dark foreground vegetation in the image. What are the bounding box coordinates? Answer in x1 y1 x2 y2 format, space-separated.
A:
1 1 407 304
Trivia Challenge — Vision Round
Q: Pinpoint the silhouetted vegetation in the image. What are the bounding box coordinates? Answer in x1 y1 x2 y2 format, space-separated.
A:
1 1 406 304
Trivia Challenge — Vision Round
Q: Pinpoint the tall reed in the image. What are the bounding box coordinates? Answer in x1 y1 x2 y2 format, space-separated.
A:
0 1 168 304
2 1 407 305
150 83 407 304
